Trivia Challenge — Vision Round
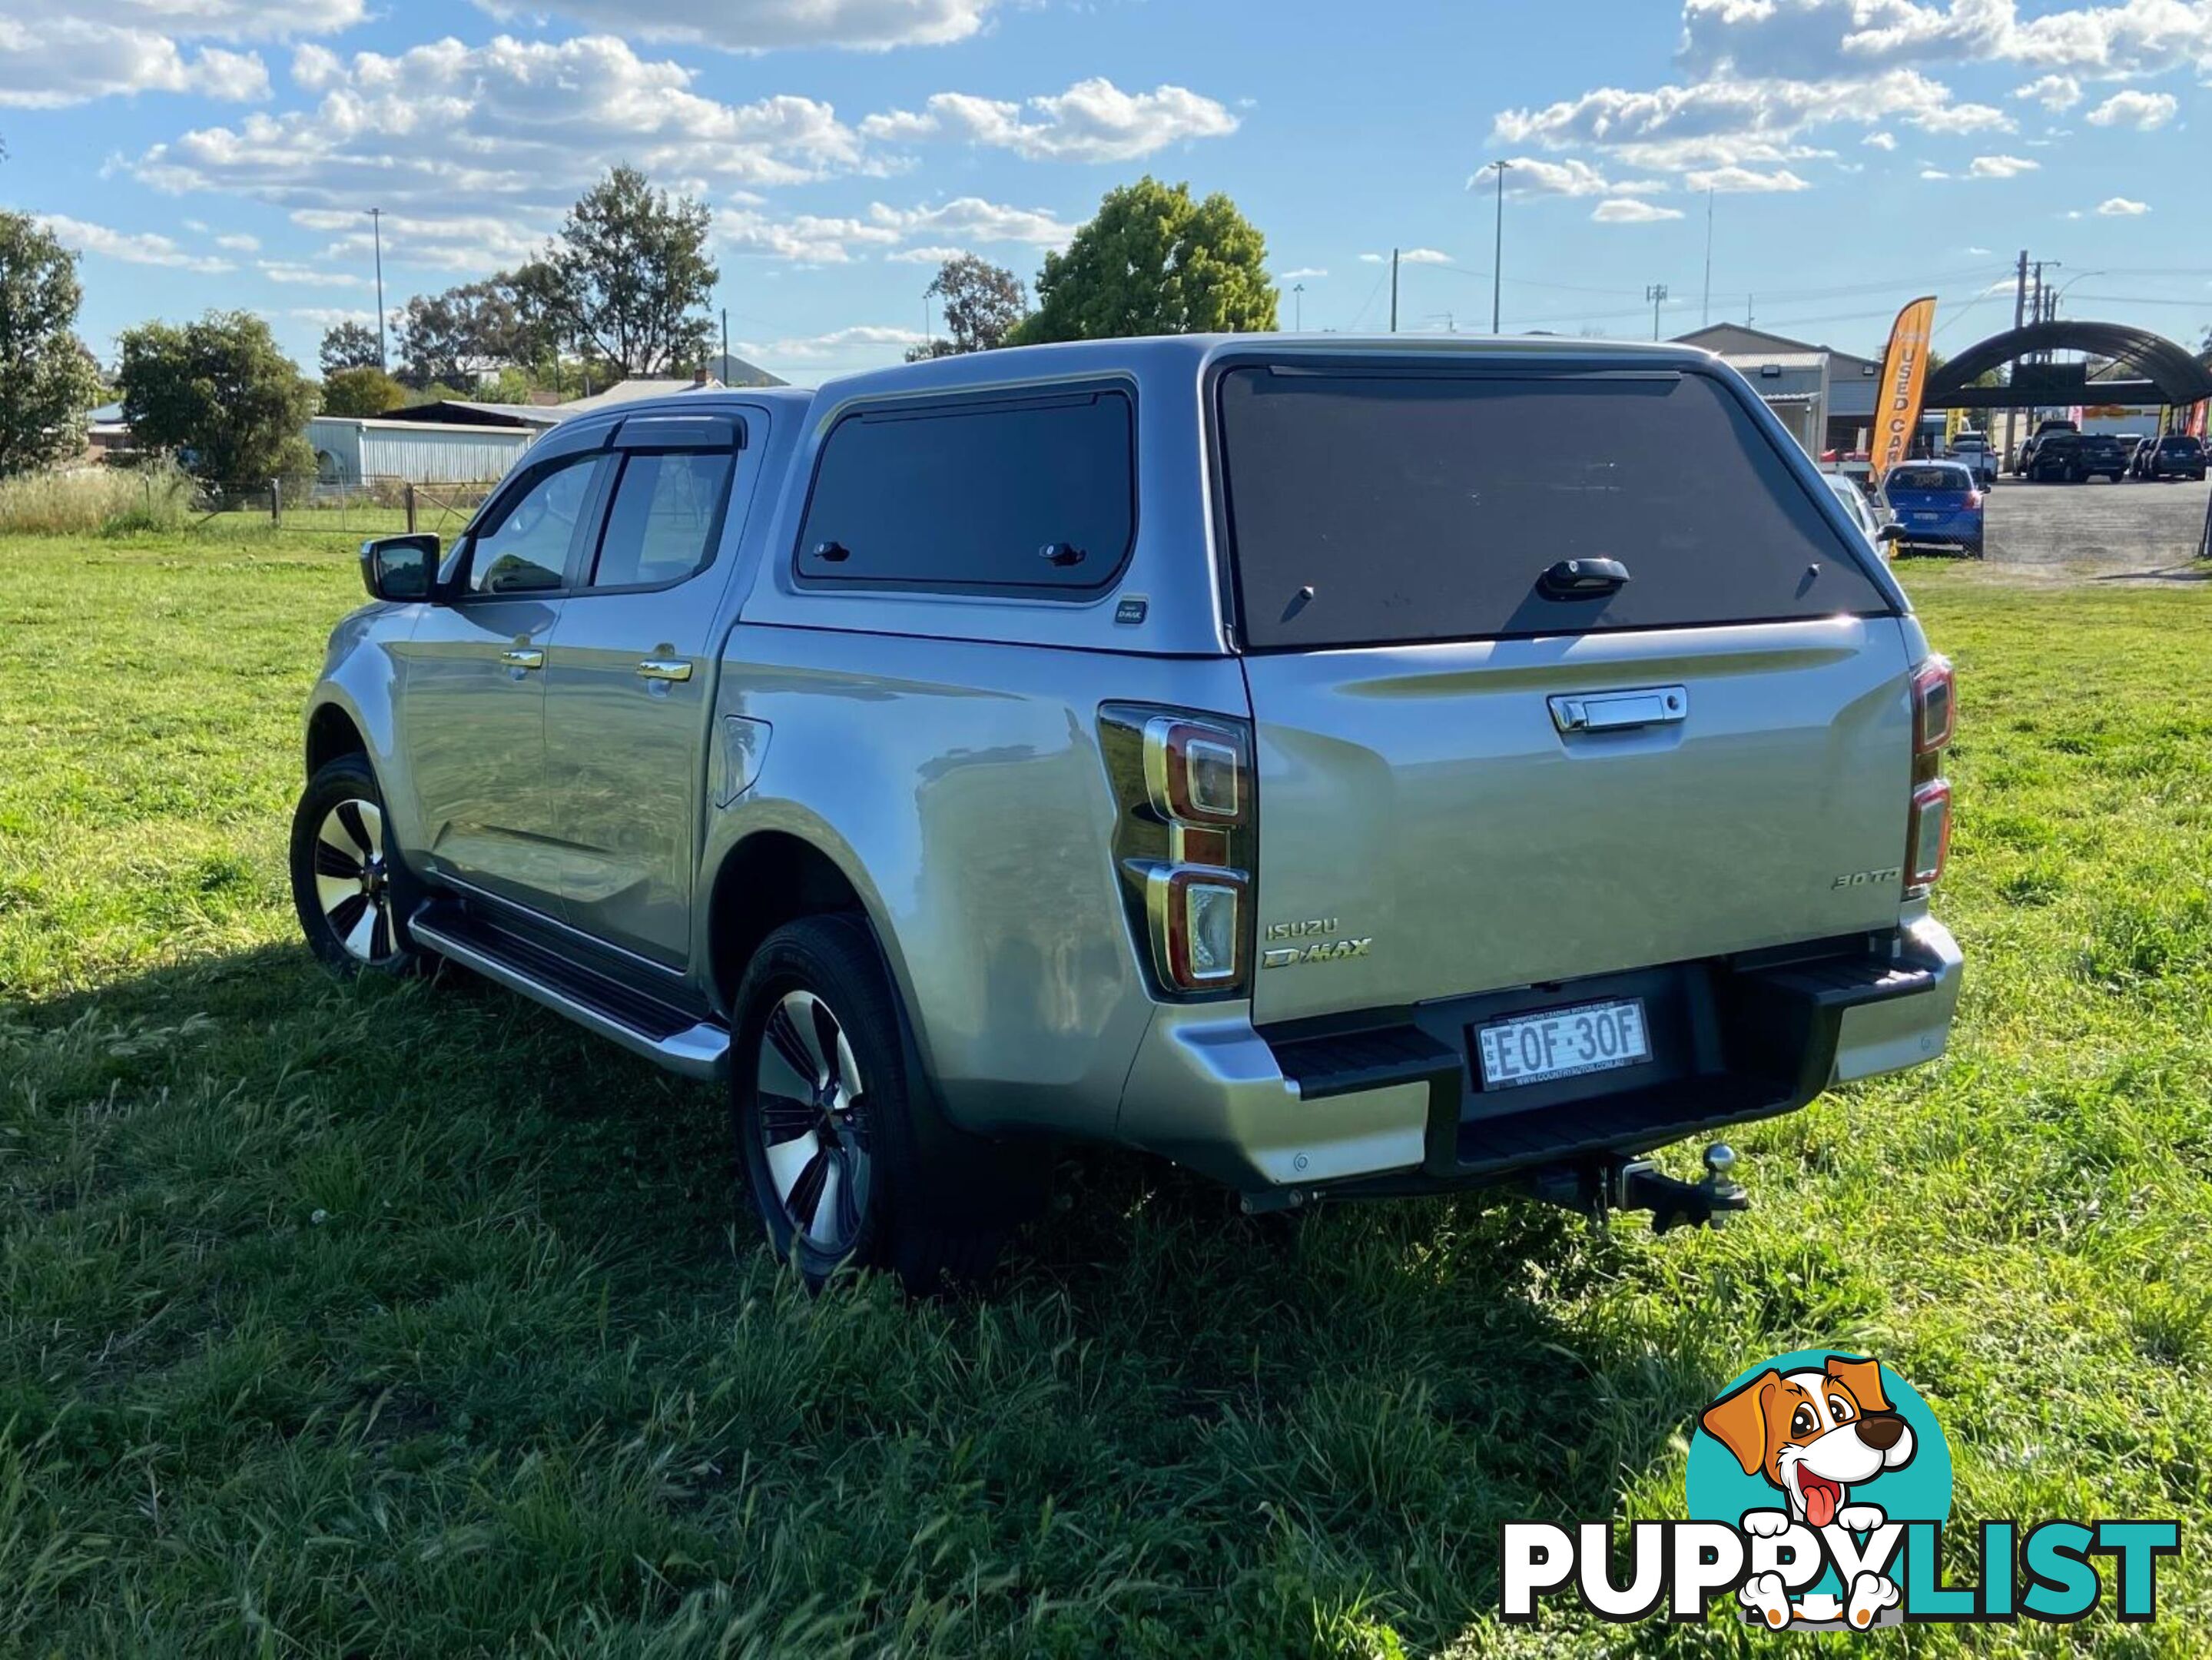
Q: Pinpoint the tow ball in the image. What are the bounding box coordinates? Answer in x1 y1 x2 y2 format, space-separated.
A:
1528 1144 1749 1234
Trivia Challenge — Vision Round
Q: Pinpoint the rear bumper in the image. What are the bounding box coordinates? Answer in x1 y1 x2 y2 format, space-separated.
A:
1116 918 1962 1196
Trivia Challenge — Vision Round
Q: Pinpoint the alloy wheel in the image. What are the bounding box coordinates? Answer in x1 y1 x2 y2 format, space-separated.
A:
311 798 397 964
754 988 871 1254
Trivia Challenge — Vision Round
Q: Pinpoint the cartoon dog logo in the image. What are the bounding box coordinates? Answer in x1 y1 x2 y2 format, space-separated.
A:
1700 1353 1916 1630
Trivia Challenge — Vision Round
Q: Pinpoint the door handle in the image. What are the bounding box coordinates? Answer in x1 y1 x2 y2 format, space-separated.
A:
635 658 694 683
1549 686 1687 734
500 647 545 670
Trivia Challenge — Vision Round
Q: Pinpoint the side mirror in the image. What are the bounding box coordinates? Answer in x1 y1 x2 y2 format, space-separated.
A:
360 533 439 602
1875 523 1906 543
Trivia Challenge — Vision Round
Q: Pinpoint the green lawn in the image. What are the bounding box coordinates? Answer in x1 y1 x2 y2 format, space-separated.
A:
2 532 2207 1656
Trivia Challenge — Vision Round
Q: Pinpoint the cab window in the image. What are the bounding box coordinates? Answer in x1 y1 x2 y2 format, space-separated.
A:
466 454 607 596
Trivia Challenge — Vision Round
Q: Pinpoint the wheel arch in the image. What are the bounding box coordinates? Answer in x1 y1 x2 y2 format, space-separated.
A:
306 699 369 779
706 828 885 1015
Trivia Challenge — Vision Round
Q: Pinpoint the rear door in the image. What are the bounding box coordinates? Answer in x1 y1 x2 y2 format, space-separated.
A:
1213 362 1918 1025
540 413 751 966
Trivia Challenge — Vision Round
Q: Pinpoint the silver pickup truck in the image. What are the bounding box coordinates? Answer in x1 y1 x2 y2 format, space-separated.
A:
295 335 1962 1288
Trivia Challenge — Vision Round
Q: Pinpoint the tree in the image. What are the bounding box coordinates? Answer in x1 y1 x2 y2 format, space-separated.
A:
541 166 717 379
906 254 1029 360
320 365 407 417
396 280 520 390
118 310 317 483
318 321 383 377
0 211 104 476
1015 178 1277 344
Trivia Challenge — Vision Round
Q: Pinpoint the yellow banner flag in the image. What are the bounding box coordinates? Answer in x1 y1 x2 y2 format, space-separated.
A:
1872 295 1938 482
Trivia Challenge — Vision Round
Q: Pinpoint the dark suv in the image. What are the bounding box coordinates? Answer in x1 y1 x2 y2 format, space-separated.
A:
2147 433 2206 482
2073 435 2131 483
2025 433 2081 483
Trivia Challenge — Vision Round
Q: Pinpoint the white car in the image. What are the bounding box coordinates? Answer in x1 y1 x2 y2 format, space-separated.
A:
1945 433 1998 486
1822 471 1889 560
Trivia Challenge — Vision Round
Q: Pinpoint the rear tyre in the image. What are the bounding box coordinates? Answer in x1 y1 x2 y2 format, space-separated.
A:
290 753 424 978
731 915 1032 1293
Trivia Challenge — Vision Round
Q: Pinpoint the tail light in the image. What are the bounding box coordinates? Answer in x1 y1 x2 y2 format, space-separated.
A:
1905 656 1955 897
1099 706 1255 998
1965 489 1985 510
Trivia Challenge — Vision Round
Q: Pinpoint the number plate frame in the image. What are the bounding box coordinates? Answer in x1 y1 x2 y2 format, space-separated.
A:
1474 997 1652 1091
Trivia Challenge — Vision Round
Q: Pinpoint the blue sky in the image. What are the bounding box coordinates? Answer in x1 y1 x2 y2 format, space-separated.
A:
4 0 2206 384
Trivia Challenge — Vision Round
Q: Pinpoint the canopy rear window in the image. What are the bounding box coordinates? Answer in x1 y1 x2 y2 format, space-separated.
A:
1214 365 1892 650
1888 466 1972 492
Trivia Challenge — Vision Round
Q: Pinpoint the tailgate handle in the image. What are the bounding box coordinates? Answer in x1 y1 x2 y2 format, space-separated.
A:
1550 686 1687 734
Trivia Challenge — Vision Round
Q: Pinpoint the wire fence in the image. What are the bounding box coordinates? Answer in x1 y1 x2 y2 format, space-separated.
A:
189 475 502 539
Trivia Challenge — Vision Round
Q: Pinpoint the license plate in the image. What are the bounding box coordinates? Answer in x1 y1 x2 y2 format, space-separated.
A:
1914 511 1941 522
1476 998 1651 1091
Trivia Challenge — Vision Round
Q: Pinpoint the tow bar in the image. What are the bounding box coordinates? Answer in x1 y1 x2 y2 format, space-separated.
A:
1527 1144 1749 1234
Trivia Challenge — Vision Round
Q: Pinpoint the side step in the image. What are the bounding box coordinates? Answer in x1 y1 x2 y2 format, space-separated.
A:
410 905 731 1081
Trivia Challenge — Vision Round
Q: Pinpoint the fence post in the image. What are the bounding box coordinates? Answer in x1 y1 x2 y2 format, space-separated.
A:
270 478 281 525
405 481 417 536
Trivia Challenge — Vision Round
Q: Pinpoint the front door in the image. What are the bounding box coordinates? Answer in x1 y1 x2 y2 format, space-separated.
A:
398 449 612 915
540 421 751 966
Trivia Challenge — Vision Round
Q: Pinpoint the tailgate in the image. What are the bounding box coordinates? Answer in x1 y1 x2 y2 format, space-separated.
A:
1210 354 1915 1028
1242 617 1915 1023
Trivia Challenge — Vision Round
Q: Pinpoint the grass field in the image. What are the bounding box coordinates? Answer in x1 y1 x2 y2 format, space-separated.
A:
2 530 2208 1656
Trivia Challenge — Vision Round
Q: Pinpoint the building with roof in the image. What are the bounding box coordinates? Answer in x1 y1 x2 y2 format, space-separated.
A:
307 416 536 486
1673 324 1883 458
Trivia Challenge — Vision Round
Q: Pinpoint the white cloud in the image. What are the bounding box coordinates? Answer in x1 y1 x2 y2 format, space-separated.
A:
738 323 925 359
1920 167 1952 178
0 20 271 108
1399 247 1451 264
1685 164 1812 191
290 208 546 274
214 231 260 251
470 0 995 51
1494 68 2005 173
1862 130 1897 148
35 212 234 271
1679 0 2212 81
2096 195 2149 214
1487 156 1668 197
134 35 873 247
259 260 367 286
869 197 1075 244
1592 198 1685 223
719 208 899 264
2015 74 2083 111
1279 265 1328 278
884 244 970 264
861 77 1237 161
1358 252 1385 264
2086 88 2177 128
290 306 376 328
1968 153 2040 177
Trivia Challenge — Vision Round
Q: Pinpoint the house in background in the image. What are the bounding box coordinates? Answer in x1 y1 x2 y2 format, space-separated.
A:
85 401 136 463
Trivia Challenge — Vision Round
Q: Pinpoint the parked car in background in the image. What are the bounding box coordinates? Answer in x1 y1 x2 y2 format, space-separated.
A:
1883 461 1984 556
1946 430 1998 486
1822 470 1889 559
2025 433 2081 482
2074 434 2132 483
2147 433 2207 481
2129 437 2159 479
293 335 1960 1287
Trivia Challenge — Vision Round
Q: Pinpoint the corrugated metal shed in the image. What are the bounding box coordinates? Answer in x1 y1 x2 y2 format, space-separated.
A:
307 417 536 484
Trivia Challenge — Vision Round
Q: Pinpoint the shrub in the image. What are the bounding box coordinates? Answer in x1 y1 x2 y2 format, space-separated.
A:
0 463 193 536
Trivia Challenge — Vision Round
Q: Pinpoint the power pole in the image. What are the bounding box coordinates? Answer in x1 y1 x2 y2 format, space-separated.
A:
1293 282 1304 331
1488 161 1511 333
1390 247 1399 334
1746 293 1754 325
720 308 728 379
1701 187 1714 328
2012 249 2028 330
1646 282 1669 341
368 207 386 371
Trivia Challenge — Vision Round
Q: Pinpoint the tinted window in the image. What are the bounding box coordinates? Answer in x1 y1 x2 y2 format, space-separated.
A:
1215 367 1889 649
1888 466 1970 493
468 455 604 596
796 390 1134 593
2160 436 2201 453
590 450 736 589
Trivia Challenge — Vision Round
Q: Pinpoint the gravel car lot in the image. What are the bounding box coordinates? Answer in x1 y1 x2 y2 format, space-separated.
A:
1980 473 2211 572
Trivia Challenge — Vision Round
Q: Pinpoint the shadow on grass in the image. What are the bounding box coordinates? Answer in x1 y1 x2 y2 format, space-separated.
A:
8 939 1711 1652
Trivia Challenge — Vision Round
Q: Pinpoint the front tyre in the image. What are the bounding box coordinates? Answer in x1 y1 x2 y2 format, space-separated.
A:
731 915 1014 1293
290 752 423 977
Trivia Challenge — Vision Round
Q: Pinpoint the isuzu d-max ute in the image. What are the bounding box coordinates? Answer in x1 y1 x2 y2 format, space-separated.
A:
295 336 1962 1288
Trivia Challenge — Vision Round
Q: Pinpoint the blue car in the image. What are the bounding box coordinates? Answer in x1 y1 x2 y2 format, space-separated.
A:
1882 461 1984 559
